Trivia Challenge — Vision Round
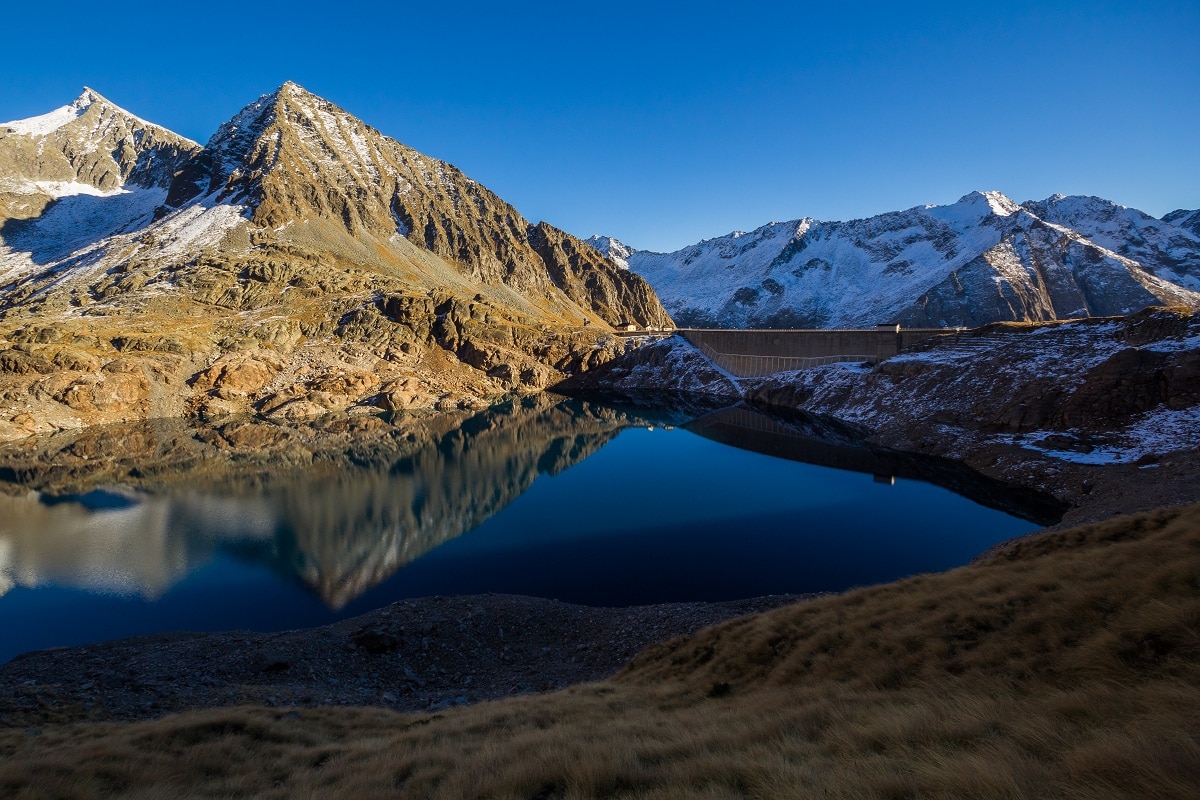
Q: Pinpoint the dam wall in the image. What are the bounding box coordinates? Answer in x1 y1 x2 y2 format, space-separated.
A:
678 327 960 378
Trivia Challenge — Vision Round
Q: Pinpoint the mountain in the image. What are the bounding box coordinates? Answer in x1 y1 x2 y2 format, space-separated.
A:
1163 208 1200 238
0 397 649 608
0 88 200 264
584 235 634 270
0 87 199 201
0 84 670 439
596 191 1200 328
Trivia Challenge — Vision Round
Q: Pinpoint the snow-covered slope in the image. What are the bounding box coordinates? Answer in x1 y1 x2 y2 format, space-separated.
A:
583 235 633 269
0 88 204 284
1163 208 1200 239
598 191 1200 328
1023 194 1200 293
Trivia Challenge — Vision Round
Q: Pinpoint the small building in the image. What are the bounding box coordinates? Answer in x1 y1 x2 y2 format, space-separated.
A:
614 321 639 332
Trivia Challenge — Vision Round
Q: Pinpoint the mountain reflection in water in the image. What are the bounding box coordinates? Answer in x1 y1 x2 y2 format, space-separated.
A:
0 396 1062 613
0 397 644 606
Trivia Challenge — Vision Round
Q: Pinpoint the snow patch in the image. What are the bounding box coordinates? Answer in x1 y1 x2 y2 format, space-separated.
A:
996 404 1200 465
150 201 248 257
1 100 88 137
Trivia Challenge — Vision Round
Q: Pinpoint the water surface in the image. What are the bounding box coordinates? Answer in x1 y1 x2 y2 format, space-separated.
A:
0 399 1053 663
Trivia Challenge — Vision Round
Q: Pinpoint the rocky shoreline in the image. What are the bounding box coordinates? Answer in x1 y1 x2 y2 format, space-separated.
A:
0 593 807 727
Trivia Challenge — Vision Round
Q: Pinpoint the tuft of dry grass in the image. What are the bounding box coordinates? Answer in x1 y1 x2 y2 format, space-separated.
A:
3 504 1200 799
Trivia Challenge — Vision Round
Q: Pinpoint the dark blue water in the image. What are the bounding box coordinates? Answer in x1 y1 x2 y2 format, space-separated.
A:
0 404 1042 663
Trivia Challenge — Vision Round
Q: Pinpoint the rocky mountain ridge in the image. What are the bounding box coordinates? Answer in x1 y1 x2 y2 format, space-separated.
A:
593 191 1200 328
0 84 670 440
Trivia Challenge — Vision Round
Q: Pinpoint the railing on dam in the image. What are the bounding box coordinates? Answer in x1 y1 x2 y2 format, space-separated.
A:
678 326 964 379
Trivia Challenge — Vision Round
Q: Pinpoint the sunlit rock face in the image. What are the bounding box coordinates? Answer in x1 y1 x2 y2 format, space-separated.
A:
0 84 671 442
0 398 655 606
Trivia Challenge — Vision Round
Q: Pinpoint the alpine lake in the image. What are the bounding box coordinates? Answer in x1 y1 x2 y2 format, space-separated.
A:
0 396 1064 664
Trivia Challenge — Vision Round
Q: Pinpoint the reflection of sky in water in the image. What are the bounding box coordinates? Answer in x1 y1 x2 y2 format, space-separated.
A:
455 428 872 549
380 427 1032 605
0 415 1035 663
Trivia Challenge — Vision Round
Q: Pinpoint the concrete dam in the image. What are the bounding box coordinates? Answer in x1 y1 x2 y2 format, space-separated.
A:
676 326 962 378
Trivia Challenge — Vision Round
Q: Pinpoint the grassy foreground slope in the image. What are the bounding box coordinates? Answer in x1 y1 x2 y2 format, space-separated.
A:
2 505 1199 799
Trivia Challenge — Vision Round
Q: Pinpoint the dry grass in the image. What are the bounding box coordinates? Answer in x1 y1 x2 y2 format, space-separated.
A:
3 504 1199 799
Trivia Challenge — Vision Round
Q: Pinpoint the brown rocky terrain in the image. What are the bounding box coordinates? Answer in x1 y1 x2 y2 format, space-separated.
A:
0 84 671 441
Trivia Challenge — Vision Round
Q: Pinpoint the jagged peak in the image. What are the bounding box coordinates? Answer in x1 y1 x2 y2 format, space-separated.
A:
275 80 313 99
954 190 1020 216
2 86 196 146
584 235 637 268
1030 193 1127 211
74 86 106 109
209 82 358 150
585 234 627 250
2 89 96 137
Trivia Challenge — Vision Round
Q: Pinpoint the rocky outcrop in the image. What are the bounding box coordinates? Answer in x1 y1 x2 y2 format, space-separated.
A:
735 308 1200 473
527 222 672 329
557 336 740 401
158 83 669 328
570 309 1200 459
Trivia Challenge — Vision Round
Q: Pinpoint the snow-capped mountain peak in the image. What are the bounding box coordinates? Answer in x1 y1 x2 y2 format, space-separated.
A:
584 235 634 269
1 88 196 149
595 190 1200 329
0 89 97 136
1 82 671 332
924 190 1020 231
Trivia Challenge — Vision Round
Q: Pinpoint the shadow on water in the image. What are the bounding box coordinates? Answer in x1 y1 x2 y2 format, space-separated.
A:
685 404 1067 526
0 394 1064 618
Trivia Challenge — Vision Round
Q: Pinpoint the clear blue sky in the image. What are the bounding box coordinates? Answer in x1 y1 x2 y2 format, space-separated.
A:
2 1 1196 252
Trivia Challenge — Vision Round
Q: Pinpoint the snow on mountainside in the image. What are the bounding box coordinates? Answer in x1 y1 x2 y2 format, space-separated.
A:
595 191 1200 329
1163 208 1200 238
1022 194 1200 292
583 236 633 269
0 83 670 439
0 88 198 200
0 82 667 331
0 88 202 283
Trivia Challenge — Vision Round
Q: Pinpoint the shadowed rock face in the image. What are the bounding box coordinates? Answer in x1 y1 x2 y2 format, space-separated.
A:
0 397 655 606
0 84 671 441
